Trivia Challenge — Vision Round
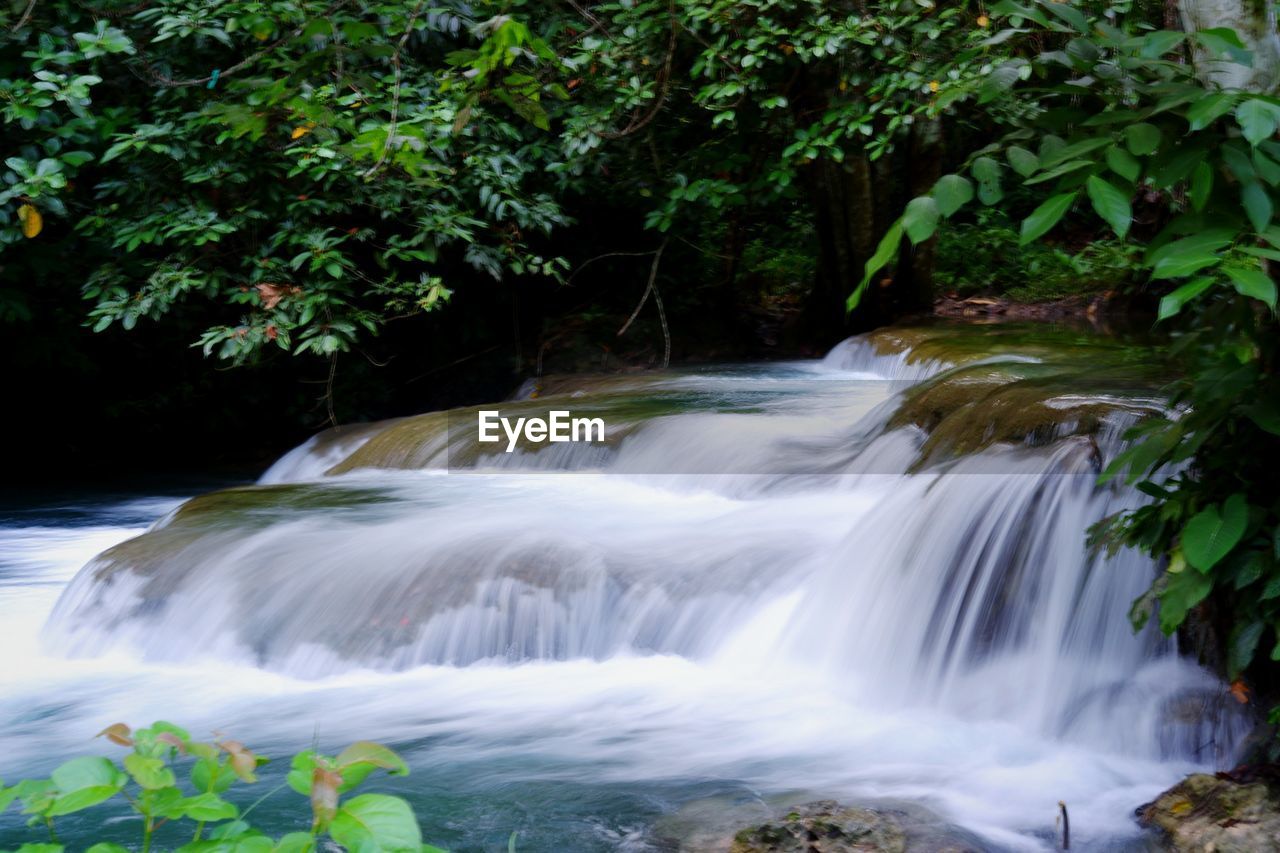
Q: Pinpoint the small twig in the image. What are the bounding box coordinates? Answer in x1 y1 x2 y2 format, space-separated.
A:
566 249 661 285
405 344 503 384
675 234 732 260
617 237 671 367
325 353 338 427
1058 801 1070 850
652 264 670 368
363 0 426 178
564 0 614 41
599 1 678 139
11 0 37 31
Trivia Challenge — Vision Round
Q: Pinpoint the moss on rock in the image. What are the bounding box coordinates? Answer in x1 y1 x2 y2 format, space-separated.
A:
729 801 907 853
1138 772 1280 852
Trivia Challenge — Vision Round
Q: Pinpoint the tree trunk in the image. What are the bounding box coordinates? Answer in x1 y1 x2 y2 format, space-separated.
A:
800 154 881 346
894 116 944 317
1179 0 1280 92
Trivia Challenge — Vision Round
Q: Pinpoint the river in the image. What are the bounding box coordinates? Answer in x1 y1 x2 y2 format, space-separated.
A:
0 324 1245 851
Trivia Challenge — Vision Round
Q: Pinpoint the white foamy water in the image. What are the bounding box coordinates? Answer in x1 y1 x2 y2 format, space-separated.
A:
0 334 1245 851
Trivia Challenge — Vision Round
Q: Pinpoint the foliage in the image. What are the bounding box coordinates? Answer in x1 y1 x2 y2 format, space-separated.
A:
2 1 567 364
553 0 995 223
934 210 1137 300
0 722 441 853
852 1 1280 697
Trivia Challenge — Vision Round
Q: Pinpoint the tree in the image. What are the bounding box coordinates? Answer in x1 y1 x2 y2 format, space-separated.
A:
2 1 567 364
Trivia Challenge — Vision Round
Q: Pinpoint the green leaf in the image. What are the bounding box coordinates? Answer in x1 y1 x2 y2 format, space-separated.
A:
210 821 254 840
1124 123 1162 156
1149 232 1233 279
182 793 238 822
1023 159 1093 185
972 156 1003 204
273 833 316 853
1236 99 1280 146
1141 30 1184 59
1158 564 1214 635
1243 181 1273 232
849 219 903 312
124 754 175 790
1085 175 1131 239
1186 93 1238 131
1157 276 1214 320
1019 192 1076 245
902 196 940 244
932 175 974 217
1006 146 1039 177
328 794 422 853
1229 620 1266 678
1254 149 1280 185
47 757 126 816
285 750 318 795
1190 162 1213 212
335 742 409 793
1044 2 1087 32
1244 397 1280 435
1182 494 1249 572
86 845 129 853
1197 27 1253 64
1225 266 1278 309
192 757 234 794
1106 146 1141 183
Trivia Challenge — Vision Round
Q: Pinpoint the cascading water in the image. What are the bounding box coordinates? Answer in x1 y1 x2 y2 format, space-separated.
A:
1 324 1248 850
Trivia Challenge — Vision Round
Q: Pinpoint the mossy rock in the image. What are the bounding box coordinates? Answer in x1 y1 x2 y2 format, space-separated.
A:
1138 772 1280 852
729 801 906 852
887 361 1167 469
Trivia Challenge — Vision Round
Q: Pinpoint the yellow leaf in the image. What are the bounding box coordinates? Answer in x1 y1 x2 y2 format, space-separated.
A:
291 126 311 140
18 204 42 238
929 80 940 93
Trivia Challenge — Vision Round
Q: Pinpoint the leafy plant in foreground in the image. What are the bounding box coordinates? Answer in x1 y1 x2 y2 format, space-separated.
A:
0 721 443 853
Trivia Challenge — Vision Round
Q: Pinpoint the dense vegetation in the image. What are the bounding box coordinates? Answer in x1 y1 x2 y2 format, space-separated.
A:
3 0 1280 746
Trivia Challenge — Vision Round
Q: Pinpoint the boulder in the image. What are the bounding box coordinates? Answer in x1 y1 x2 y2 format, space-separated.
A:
729 800 905 852
1138 770 1280 851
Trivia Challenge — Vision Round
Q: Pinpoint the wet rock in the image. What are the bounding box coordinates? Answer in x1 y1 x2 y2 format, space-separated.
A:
657 794 985 852
1137 771 1280 851
728 800 906 852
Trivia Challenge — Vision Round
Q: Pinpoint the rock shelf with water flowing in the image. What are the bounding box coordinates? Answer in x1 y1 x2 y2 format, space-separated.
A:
3 324 1251 851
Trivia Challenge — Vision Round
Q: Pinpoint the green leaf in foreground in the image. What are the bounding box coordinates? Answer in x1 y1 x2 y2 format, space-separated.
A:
1182 494 1249 572
1225 267 1278 309
849 218 903 312
1019 192 1076 245
47 757 127 816
902 196 940 244
932 174 974 217
328 794 422 853
1085 175 1131 239
124 753 176 790
1157 277 1214 321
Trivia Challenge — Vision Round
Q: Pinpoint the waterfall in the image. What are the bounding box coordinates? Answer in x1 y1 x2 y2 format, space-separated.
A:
33 324 1248 849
